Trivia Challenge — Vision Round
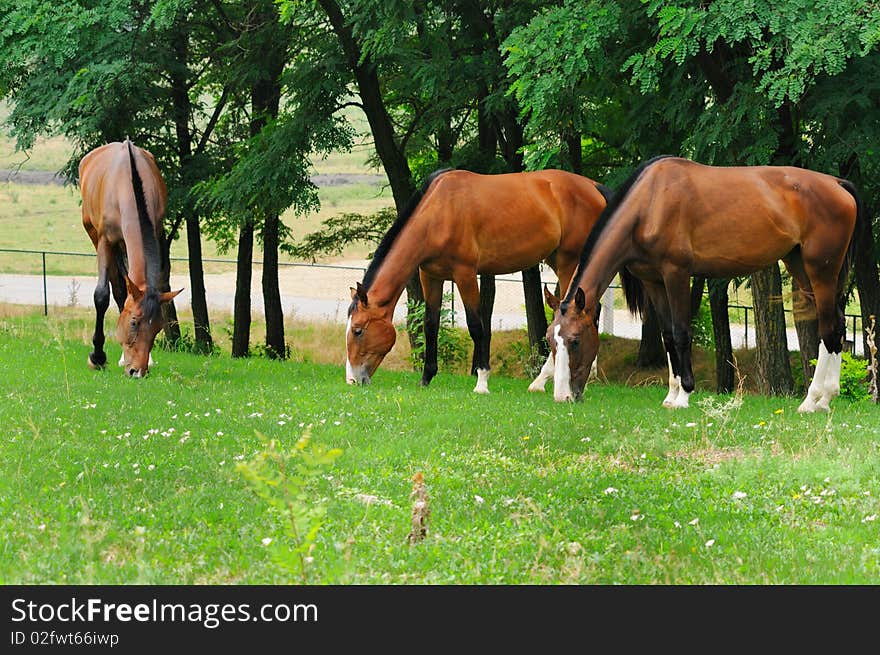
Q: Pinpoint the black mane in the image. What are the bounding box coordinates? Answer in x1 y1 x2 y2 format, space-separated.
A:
360 168 452 292
561 155 675 313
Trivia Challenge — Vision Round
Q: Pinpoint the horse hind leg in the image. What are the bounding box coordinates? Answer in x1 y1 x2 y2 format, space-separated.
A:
798 281 845 413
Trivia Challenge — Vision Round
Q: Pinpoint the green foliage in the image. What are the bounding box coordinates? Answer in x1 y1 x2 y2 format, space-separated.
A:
285 207 396 261
236 431 342 582
810 351 870 401
156 323 219 356
402 293 469 371
691 297 714 350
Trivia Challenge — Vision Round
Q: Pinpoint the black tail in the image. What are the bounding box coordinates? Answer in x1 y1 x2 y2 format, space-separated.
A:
361 168 452 290
127 141 162 320
836 179 863 307
562 155 675 310
621 267 648 318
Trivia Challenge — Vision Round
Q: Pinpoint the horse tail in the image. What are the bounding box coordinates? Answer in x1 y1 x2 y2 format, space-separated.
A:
620 267 647 318
836 179 863 306
361 168 453 290
126 140 161 315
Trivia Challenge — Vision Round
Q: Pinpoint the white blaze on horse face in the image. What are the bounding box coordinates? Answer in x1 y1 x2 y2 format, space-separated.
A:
799 342 832 413
528 352 555 392
473 368 490 394
553 325 573 402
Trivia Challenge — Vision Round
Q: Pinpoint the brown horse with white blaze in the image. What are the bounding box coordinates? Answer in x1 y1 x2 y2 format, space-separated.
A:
346 169 609 393
80 140 181 377
551 155 860 412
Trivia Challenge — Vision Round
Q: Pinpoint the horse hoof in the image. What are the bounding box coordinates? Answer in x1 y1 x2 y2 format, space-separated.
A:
473 387 490 395
527 384 546 393
88 353 106 370
798 399 818 413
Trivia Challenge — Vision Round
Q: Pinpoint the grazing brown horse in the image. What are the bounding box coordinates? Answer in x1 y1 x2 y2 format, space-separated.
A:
346 169 609 392
551 155 860 412
80 140 181 377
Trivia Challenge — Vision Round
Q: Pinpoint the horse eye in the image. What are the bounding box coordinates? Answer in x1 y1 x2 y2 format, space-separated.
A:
570 339 580 349
353 327 363 337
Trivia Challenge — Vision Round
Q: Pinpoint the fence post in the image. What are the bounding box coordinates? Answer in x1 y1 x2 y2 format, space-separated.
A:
42 251 48 316
744 307 748 349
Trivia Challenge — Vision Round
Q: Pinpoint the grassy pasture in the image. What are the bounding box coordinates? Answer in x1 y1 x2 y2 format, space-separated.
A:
1 310 878 584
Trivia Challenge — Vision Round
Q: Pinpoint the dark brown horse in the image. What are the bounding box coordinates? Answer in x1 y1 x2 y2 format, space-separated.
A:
80 140 181 377
346 169 609 393
551 155 860 411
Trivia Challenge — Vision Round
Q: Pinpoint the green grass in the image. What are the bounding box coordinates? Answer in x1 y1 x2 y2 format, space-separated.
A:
1 311 879 584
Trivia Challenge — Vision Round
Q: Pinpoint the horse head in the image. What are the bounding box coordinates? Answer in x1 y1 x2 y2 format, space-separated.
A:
345 282 396 385
549 286 599 402
117 276 182 378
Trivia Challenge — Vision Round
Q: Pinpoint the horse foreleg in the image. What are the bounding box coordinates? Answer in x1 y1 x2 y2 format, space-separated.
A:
88 243 112 370
457 273 490 394
419 271 443 387
528 352 555 392
661 273 695 408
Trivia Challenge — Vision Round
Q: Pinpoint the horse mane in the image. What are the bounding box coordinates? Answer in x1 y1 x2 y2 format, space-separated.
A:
127 140 162 323
562 155 675 313
361 168 452 291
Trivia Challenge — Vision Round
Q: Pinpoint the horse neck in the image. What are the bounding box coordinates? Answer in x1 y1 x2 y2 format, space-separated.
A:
576 212 637 306
366 219 429 311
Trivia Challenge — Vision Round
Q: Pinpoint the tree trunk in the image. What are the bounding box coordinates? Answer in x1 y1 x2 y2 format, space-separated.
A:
232 221 254 358
562 129 582 175
250 1 286 359
751 264 794 395
522 265 549 369
792 277 819 390
637 303 665 368
185 212 213 353
169 25 212 353
157 227 181 345
708 279 735 393
262 212 285 359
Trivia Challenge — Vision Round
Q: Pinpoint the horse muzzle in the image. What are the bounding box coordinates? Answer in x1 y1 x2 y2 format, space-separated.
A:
127 367 148 379
346 359 371 385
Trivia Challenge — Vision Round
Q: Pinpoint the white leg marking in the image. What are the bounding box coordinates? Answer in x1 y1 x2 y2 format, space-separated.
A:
817 349 842 412
148 352 155 367
345 316 356 384
662 354 680 408
118 353 126 367
553 325 573 402
528 353 555 392
473 368 490 394
799 342 830 413
589 356 598 381
671 384 691 409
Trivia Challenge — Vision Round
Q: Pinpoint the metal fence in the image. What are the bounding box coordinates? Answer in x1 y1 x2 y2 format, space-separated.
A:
0 247 865 354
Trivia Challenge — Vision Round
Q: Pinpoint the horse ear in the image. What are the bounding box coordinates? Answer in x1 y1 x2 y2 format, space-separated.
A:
575 287 586 312
543 285 560 311
160 288 184 304
355 282 369 307
125 276 143 301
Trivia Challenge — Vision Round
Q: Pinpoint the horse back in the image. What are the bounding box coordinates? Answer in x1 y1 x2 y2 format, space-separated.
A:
630 158 856 276
417 169 605 275
80 142 167 245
